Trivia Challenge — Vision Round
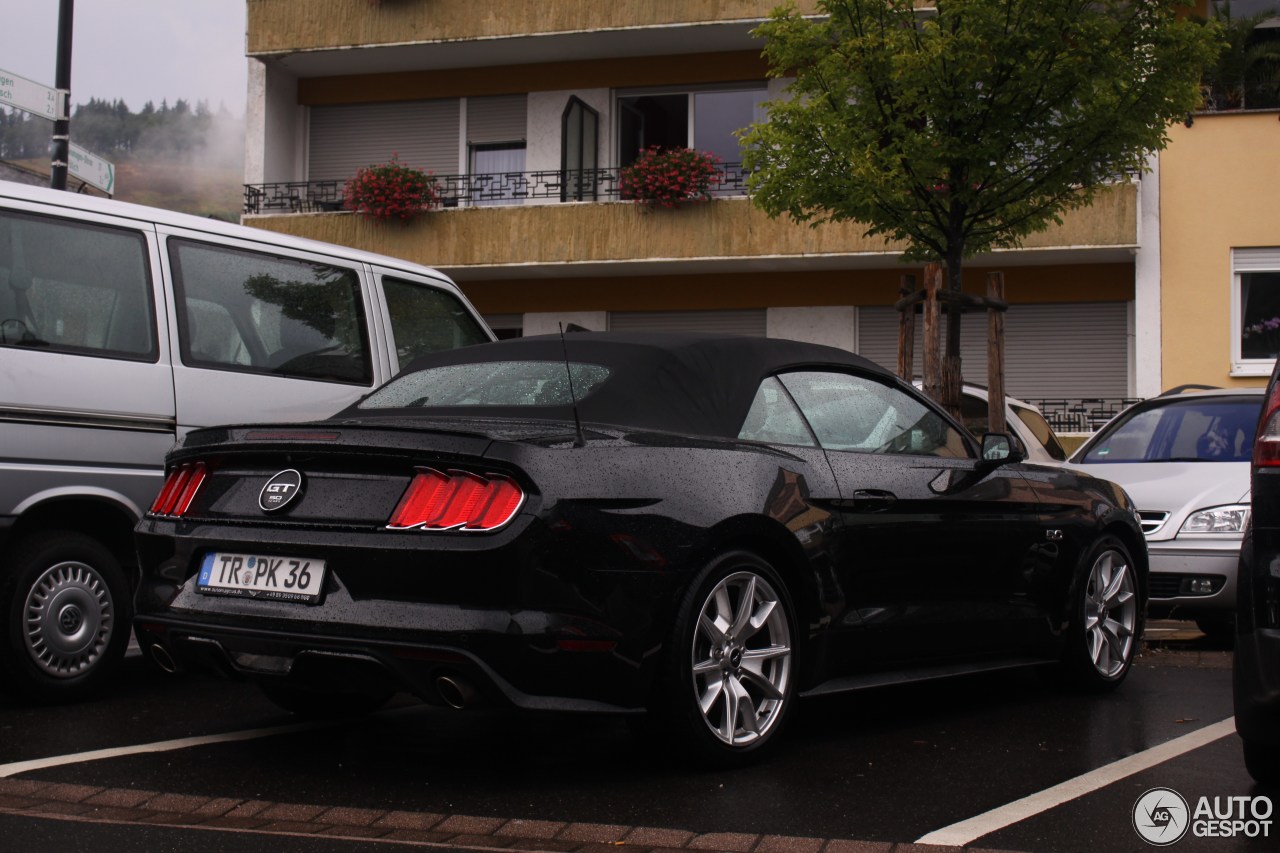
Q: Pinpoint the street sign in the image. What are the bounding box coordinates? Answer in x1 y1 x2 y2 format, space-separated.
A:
68 143 115 195
0 68 64 120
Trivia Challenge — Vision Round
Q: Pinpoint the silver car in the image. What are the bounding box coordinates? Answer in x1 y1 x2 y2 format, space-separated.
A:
1067 388 1264 640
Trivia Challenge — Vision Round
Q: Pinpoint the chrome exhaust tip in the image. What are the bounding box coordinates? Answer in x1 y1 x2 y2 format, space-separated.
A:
435 674 478 709
150 643 180 674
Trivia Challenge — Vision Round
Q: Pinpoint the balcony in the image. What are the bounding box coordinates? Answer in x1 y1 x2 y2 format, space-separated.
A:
243 165 753 215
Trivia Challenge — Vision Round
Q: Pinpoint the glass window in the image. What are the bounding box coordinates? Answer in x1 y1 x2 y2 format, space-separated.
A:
359 361 609 409
693 89 768 164
383 277 490 368
1012 404 1068 461
1240 271 1280 360
1081 397 1262 463
0 210 155 360
779 371 969 458
470 143 526 206
561 96 600 202
738 377 816 446
169 239 372 385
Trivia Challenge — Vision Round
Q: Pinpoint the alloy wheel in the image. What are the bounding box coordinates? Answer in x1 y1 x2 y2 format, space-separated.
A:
1083 548 1136 678
690 570 792 747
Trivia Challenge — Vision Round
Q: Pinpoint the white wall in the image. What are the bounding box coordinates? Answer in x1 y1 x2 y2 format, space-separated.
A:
523 311 608 336
767 306 857 352
245 59 304 186
526 89 611 206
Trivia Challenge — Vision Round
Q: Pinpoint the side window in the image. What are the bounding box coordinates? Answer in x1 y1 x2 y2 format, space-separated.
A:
169 239 372 385
0 209 155 360
779 371 969 458
383 276 489 368
738 377 816 446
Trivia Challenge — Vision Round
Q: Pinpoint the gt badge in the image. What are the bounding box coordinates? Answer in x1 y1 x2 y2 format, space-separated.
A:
259 469 304 512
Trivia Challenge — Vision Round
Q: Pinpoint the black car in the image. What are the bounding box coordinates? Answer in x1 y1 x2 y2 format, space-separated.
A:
1235 362 1280 784
134 332 1147 763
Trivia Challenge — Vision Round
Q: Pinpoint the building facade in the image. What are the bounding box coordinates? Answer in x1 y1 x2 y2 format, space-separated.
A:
238 0 1275 429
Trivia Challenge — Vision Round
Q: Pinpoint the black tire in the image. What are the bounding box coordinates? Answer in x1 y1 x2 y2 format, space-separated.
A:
1062 535 1141 691
650 550 798 767
1195 616 1236 646
259 682 394 718
0 530 131 702
1242 738 1280 785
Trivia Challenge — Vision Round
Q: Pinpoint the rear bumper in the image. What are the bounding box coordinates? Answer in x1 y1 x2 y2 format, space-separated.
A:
1235 529 1280 744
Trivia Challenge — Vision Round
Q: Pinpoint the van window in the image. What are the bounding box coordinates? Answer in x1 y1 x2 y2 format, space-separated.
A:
169 239 373 385
0 210 155 360
383 276 489 367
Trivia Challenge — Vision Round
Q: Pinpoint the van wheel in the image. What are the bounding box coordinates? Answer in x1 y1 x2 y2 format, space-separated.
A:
0 531 131 702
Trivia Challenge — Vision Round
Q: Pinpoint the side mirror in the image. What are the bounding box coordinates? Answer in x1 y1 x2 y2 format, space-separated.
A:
981 432 1027 465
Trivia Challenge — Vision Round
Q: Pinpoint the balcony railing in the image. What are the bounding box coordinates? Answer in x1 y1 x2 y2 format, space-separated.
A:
1023 397 1142 434
243 163 752 215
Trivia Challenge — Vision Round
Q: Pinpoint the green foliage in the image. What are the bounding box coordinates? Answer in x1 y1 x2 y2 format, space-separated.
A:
742 0 1221 270
1199 1 1280 110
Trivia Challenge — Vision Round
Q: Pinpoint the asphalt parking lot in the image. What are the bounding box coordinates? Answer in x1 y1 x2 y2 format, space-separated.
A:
0 623 1273 853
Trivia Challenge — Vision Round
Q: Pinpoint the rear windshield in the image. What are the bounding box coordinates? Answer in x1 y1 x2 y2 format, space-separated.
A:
1079 397 1261 463
358 360 610 409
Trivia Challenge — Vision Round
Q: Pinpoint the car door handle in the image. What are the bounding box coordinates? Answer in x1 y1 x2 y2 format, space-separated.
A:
849 489 897 512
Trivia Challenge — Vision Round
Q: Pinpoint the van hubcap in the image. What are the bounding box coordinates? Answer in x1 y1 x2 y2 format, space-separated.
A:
24 562 114 678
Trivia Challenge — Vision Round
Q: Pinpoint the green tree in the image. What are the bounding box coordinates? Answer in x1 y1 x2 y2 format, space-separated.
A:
743 0 1219 414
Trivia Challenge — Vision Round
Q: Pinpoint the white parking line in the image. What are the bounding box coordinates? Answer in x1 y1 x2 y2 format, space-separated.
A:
915 716 1236 847
0 720 334 778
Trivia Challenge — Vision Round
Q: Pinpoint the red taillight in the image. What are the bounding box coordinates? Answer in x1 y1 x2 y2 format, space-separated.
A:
387 468 525 532
150 462 208 516
1256 384 1280 467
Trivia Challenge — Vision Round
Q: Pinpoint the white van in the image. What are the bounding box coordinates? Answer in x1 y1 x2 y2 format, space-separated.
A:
0 181 492 700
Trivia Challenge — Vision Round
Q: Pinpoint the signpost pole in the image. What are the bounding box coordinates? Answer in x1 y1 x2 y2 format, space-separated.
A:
50 0 74 191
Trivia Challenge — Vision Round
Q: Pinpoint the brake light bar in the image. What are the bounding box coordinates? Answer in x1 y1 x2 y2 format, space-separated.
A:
387 468 525 532
150 462 208 516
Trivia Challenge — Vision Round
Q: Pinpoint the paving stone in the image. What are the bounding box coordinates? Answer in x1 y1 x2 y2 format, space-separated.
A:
0 779 51 797
688 830 762 851
0 795 41 811
496 818 570 840
757 834 826 853
448 833 518 848
258 802 329 822
192 797 243 817
85 788 158 808
30 801 96 816
316 805 388 827
225 799 273 818
435 813 508 835
201 815 272 830
824 841 894 853
625 826 696 848
373 810 446 830
39 783 105 803
382 828 454 843
82 806 156 822
317 825 394 840
144 792 215 813
259 820 326 834
558 821 631 843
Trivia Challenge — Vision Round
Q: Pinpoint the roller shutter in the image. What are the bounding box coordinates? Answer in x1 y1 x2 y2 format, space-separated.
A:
608 309 767 336
467 95 527 145
857 302 1129 400
309 100 461 182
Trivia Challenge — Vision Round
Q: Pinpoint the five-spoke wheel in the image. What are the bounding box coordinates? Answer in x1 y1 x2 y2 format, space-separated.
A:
1066 535 1140 689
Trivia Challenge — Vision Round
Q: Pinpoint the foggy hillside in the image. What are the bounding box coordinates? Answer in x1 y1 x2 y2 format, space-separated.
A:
0 99 244 220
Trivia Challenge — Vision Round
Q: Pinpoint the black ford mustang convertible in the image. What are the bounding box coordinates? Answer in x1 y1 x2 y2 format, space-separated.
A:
135 331 1147 763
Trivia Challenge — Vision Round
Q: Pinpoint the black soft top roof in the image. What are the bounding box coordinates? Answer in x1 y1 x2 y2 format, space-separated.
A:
356 331 892 438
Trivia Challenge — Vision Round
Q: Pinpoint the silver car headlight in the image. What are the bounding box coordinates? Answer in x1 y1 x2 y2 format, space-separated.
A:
1179 504 1250 534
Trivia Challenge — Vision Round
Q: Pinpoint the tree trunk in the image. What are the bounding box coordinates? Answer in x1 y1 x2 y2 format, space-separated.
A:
939 251 964 421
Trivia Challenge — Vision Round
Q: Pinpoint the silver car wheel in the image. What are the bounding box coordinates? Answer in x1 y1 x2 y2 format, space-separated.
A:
23 561 114 678
1083 548 1136 679
691 570 792 747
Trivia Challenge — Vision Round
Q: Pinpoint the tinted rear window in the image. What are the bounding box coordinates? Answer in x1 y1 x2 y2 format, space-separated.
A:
359 361 610 408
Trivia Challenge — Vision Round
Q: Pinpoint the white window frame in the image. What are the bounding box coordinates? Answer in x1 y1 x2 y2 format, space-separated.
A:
1230 247 1280 377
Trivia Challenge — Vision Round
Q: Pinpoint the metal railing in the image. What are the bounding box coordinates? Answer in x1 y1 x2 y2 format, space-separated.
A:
1023 398 1143 434
243 163 751 215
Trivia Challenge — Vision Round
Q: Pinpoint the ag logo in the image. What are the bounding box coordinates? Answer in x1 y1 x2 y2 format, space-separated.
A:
259 469 304 512
1134 787 1190 846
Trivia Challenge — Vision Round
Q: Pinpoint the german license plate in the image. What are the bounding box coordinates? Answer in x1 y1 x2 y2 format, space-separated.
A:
196 552 326 604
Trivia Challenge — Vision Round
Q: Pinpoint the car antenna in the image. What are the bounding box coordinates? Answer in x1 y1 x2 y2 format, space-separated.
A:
559 322 587 448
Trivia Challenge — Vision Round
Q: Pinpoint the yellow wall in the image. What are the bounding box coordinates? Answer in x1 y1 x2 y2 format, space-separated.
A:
1160 112 1280 388
248 0 824 55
